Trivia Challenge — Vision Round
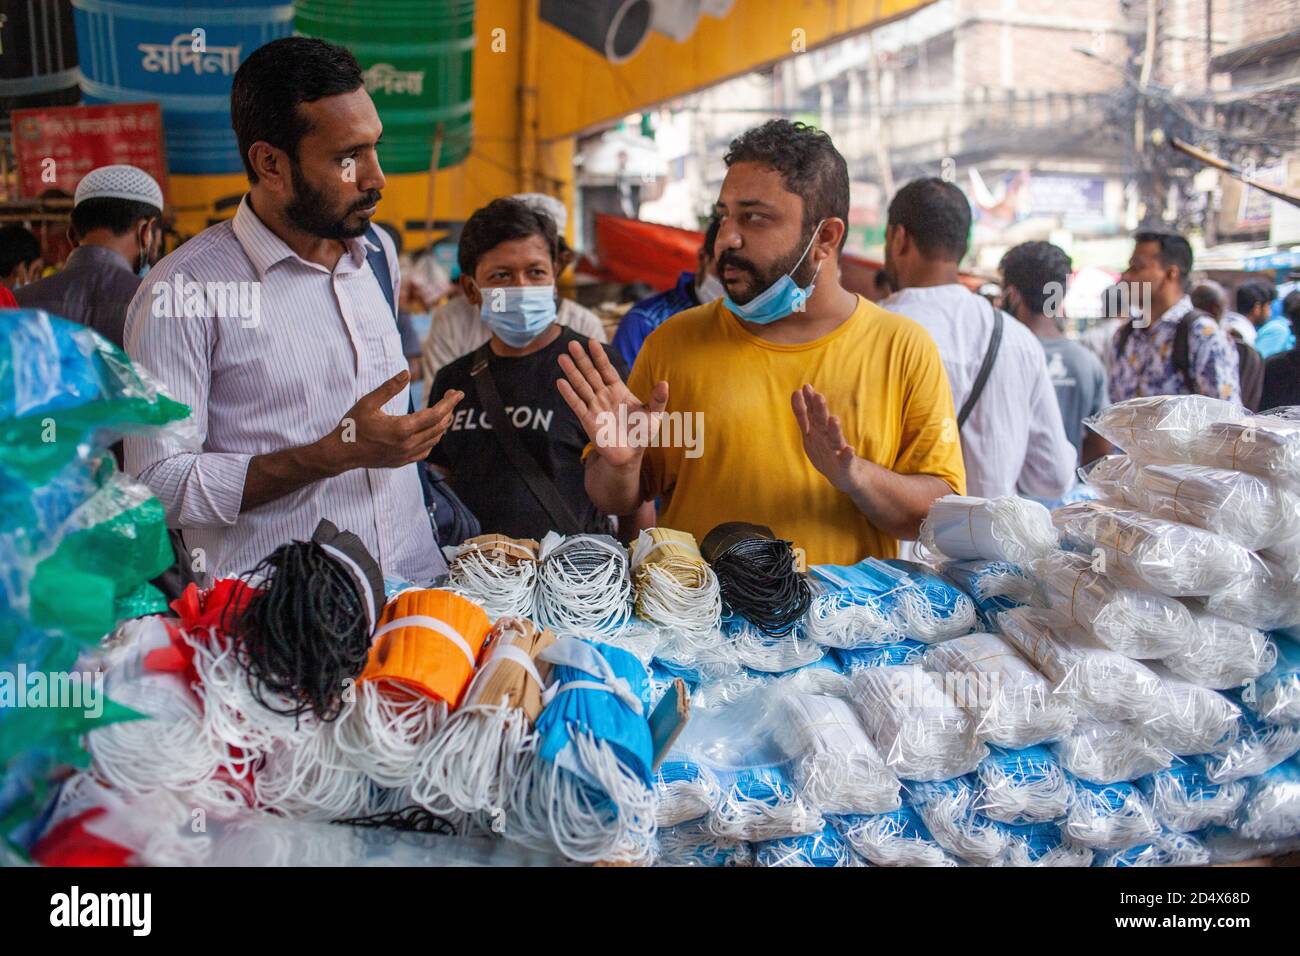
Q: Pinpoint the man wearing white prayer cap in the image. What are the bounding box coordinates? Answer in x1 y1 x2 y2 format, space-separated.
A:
16 164 164 348
419 191 608 382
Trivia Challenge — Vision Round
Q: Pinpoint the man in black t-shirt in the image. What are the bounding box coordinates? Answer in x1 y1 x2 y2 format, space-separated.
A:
1261 346 1300 412
428 198 647 540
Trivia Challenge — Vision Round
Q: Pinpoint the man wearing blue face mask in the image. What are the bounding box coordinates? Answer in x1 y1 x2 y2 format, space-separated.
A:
427 197 648 540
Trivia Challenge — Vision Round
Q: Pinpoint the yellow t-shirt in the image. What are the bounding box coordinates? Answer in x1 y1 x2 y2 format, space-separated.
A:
626 295 966 565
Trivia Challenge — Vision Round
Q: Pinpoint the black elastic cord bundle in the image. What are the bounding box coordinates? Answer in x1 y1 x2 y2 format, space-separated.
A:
335 806 459 834
701 521 811 637
223 522 379 722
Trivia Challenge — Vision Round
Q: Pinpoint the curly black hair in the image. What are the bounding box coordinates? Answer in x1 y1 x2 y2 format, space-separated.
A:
887 177 971 262
457 197 559 278
1236 279 1276 315
1000 240 1073 318
723 120 850 249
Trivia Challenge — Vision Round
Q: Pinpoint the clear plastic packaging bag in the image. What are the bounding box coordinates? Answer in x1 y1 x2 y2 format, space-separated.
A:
832 805 955 866
1204 691 1300 784
1199 553 1300 631
720 612 824 673
941 559 1040 631
1079 454 1141 506
653 820 751 867
1131 461 1300 551
1095 829 1210 867
654 754 721 828
1160 612 1275 690
908 775 1009 865
773 692 900 815
833 639 928 672
1053 719 1172 784
1085 395 1244 465
999 607 1164 722
1052 502 1255 598
849 665 989 781
1064 778 1161 850
1137 756 1246 832
1031 550 1195 659
755 823 860 867
1235 756 1300 842
976 745 1075 824
922 632 1076 748
1247 632 1300 724
1200 825 1300 864
1185 414 1300 495
1138 663 1242 756
918 495 1059 565
995 821 1094 867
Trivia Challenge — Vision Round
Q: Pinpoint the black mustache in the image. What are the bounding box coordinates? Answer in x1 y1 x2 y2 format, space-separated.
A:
352 192 382 211
716 250 757 275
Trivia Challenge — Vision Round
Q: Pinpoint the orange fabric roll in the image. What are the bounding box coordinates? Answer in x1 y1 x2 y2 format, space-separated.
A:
361 589 492 708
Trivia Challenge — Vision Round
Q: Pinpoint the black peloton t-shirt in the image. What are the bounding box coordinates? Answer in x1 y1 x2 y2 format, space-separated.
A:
427 327 628 540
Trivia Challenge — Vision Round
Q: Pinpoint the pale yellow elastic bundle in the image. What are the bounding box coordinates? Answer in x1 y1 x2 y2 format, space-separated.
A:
631 528 711 615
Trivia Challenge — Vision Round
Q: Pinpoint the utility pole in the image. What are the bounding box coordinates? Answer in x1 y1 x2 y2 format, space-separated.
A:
1203 0 1217 247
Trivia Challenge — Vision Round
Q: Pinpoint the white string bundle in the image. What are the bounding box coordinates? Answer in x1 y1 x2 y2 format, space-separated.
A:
998 607 1165 722
1204 714 1300 784
1063 780 1161 850
1096 831 1210 867
774 692 901 815
1085 394 1244 463
997 826 1095 867
1185 414 1300 495
1052 502 1256 598
445 535 539 620
1132 460 1300 551
630 528 722 636
724 616 824 673
706 765 823 843
252 723 373 821
1160 613 1276 690
534 532 632 638
1236 760 1300 842
922 633 1076 748
1201 553 1300 632
804 587 897 649
654 756 722 828
1081 454 1141 506
849 665 989 781
1031 550 1194 659
1251 635 1300 725
1140 759 1246 832
501 735 656 863
333 683 447 788
1052 719 1171 784
1138 663 1241 756
908 778 1009 865
918 494 1059 565
834 811 955 866
892 584 979 644
412 616 553 818
976 748 1075 824
653 821 752 867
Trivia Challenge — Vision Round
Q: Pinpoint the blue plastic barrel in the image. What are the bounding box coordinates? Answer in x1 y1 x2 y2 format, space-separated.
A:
70 0 293 174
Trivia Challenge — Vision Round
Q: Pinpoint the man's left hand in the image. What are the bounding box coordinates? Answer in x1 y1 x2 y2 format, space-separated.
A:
791 383 858 493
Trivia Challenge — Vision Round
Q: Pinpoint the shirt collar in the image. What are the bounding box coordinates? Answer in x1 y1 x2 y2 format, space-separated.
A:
65 244 134 274
1157 294 1194 324
231 194 374 279
676 270 698 303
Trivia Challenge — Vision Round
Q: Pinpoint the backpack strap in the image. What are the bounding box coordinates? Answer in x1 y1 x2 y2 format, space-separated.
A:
957 298 1003 430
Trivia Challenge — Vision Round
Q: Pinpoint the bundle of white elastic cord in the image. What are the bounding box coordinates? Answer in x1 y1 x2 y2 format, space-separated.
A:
1052 719 1172 785
1063 781 1161 850
534 533 632 638
333 683 447 789
446 540 538 620
630 529 722 636
918 494 1059 565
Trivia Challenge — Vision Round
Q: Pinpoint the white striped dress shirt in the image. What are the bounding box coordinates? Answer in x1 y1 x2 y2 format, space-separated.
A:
123 195 440 584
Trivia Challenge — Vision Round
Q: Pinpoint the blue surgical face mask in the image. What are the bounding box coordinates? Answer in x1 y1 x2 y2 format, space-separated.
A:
723 220 825 325
479 284 558 347
696 272 725 303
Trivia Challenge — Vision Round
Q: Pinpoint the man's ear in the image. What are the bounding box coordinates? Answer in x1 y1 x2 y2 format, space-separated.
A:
459 273 480 307
249 142 290 193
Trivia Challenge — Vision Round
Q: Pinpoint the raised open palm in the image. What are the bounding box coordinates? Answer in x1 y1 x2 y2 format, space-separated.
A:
791 383 857 492
556 339 668 469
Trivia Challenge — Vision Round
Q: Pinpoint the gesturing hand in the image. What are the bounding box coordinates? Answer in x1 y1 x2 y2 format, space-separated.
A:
333 370 463 470
556 339 668 469
791 383 858 493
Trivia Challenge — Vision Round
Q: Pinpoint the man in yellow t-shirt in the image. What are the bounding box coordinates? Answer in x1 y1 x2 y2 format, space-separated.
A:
556 120 965 565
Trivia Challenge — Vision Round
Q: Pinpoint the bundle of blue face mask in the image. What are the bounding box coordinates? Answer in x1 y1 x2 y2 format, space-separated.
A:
1235 755 1300 842
908 775 1008 865
882 559 979 643
941 559 1037 631
833 639 928 672
756 822 859 867
1094 829 1209 867
708 763 822 843
976 745 1074 825
807 558 976 648
1064 779 1161 850
995 821 1094 867
832 804 954 866
654 753 720 829
1204 689 1300 784
653 820 751 867
1247 632 1300 725
1137 755 1246 832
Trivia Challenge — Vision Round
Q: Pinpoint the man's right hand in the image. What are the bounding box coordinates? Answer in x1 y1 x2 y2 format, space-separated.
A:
556 339 668 469
326 371 463 471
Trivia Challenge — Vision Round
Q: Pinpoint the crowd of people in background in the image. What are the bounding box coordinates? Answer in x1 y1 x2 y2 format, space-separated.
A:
2 34 1298 582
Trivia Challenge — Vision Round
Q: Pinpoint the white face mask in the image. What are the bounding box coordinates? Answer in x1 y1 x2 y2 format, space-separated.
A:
696 272 725 302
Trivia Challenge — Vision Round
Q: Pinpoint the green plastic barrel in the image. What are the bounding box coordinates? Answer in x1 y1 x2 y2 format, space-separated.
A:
295 0 474 173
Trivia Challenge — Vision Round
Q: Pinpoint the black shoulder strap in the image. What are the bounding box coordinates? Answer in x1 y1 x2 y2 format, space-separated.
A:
957 299 1003 430
469 344 584 534
1115 319 1135 359
365 225 418 416
1173 309 1201 393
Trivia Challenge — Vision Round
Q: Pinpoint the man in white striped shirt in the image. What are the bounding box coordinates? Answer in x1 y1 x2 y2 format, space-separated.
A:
124 37 462 584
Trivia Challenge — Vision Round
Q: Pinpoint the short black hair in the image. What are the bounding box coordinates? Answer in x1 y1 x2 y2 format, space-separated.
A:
1236 279 1276 314
70 198 160 237
0 225 41 276
1000 240 1072 316
888 178 971 261
701 214 721 261
1134 230 1193 289
1283 289 1300 323
458 197 558 278
231 37 364 183
723 120 850 250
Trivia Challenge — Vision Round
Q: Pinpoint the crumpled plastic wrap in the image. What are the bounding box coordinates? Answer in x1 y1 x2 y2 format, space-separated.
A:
1085 395 1244 465
1053 718 1172 784
1137 756 1246 832
1184 413 1300 495
1063 778 1161 850
976 745 1074 825
918 495 1059 566
1159 612 1275 690
1247 632 1300 725
1235 757 1300 842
